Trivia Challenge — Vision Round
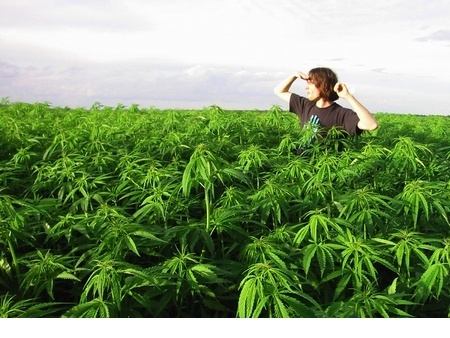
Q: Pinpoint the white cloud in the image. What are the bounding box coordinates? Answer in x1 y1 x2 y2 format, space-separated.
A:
416 29 450 42
183 65 216 78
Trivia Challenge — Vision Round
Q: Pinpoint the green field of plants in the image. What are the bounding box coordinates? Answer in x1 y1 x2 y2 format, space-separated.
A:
1 99 450 318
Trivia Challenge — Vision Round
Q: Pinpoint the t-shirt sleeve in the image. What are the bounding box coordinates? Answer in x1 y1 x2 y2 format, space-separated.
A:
289 94 310 127
341 109 363 135
289 93 304 114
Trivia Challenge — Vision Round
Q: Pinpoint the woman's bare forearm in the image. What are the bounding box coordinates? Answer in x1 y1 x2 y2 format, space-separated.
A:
274 71 308 102
334 82 379 131
345 94 379 131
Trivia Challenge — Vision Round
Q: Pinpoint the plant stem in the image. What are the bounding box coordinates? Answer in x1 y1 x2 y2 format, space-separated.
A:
205 189 211 233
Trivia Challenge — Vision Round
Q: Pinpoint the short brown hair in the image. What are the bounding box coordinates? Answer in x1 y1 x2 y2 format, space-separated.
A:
308 67 339 102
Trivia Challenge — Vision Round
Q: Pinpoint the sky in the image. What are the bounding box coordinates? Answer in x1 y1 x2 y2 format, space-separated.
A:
1 0 450 115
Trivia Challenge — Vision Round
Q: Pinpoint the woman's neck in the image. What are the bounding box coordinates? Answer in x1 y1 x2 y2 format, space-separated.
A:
315 98 333 108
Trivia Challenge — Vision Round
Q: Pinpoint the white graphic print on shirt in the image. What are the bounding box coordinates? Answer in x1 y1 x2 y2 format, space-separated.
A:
302 114 321 149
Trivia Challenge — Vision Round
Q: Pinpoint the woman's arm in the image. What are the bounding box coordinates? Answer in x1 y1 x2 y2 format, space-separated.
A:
274 71 309 103
334 82 379 131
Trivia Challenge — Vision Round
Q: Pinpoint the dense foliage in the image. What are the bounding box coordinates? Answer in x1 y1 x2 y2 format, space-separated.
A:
1 99 449 318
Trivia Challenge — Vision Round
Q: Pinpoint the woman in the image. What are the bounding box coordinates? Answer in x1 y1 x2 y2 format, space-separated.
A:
274 67 379 138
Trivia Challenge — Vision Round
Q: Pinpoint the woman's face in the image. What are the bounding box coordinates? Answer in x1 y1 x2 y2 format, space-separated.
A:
305 79 321 101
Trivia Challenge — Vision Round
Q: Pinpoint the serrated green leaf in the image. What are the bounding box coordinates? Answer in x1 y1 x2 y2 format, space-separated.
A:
302 244 317 275
56 271 81 282
132 230 167 244
388 277 398 295
124 235 140 256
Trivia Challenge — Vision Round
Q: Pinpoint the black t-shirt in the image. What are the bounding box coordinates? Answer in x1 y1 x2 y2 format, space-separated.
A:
289 93 362 135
